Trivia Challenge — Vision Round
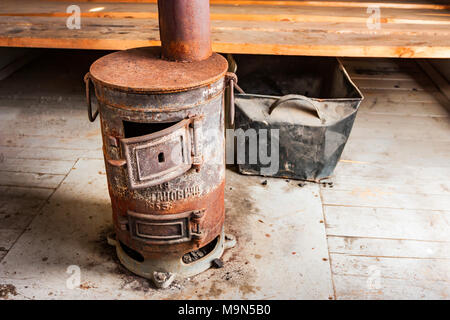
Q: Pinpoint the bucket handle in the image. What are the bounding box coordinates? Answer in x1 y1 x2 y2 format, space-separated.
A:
84 72 99 122
269 94 325 123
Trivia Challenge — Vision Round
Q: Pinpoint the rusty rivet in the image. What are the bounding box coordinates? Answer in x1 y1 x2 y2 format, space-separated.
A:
108 135 119 147
191 210 205 220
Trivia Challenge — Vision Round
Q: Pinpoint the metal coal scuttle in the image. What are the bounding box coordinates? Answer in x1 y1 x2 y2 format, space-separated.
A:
84 0 236 288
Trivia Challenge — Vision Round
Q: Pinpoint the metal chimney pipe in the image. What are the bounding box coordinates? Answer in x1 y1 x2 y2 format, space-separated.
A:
158 0 212 62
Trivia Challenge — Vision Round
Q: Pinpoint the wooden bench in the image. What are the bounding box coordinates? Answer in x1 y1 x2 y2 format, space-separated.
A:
0 0 449 57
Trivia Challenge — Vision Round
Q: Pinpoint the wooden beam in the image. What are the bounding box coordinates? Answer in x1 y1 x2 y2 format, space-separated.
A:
0 0 449 58
44 0 450 11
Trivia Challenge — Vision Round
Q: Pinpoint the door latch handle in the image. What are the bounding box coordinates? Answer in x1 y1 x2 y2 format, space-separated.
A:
107 159 127 167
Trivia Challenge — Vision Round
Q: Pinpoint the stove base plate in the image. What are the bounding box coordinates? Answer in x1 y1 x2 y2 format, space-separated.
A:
107 229 236 288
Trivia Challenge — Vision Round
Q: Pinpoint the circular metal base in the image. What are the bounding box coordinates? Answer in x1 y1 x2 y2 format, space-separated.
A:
107 230 236 288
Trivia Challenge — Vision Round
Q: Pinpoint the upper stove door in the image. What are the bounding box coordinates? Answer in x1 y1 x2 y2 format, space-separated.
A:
119 118 203 190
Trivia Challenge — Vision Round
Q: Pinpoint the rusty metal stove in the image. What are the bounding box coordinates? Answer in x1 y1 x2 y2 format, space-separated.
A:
84 0 236 288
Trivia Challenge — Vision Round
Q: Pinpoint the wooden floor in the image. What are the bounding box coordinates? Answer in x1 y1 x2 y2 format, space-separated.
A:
326 58 450 298
0 52 449 299
0 0 449 57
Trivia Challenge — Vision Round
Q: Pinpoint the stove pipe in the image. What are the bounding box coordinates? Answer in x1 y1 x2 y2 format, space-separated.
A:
158 0 212 62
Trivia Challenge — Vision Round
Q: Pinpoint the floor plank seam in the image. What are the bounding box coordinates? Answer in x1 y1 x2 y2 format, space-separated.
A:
326 235 450 243
0 184 56 190
358 113 449 118
329 253 450 261
321 188 450 197
331 272 450 284
322 203 450 212
318 183 337 300
0 145 102 151
0 170 67 175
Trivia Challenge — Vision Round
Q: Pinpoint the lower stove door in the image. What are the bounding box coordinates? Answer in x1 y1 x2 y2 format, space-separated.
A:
125 209 204 245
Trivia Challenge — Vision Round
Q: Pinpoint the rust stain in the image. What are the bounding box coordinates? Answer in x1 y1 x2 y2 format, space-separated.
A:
79 281 98 290
351 188 392 198
239 284 260 296
0 284 17 299
395 47 416 58
207 282 223 298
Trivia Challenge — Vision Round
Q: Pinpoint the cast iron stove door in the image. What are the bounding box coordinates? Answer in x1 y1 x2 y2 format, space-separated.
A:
127 209 204 245
120 118 202 190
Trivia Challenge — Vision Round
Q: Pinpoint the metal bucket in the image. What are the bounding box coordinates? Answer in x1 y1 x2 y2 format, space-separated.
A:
233 55 364 181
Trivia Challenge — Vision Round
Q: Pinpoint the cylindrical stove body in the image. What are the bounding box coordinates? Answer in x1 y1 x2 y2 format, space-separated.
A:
85 47 232 283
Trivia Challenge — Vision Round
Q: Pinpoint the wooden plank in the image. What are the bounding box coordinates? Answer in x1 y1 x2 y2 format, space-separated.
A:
0 134 102 151
351 113 450 141
0 158 75 175
4 35 448 58
0 146 103 161
344 60 437 91
0 172 65 189
360 89 450 112
352 78 435 91
331 254 450 282
341 137 450 167
2 14 448 37
322 189 450 211
342 58 421 72
0 1 449 57
0 229 23 251
324 206 450 241
44 1 450 11
333 274 450 299
1 27 448 58
348 71 424 81
0 199 44 230
0 186 53 200
334 160 450 184
361 89 444 103
3 11 450 27
357 96 448 117
0 107 98 140
328 236 450 259
329 161 450 196
3 1 450 20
